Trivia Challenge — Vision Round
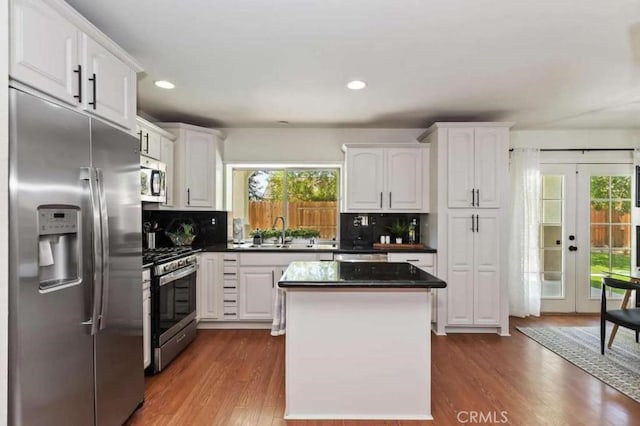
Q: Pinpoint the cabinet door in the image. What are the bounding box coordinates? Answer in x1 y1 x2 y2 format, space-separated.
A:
142 289 151 369
198 254 223 320
11 0 80 106
346 148 384 211
386 148 423 211
447 212 475 325
447 128 475 208
184 130 214 207
160 137 175 207
83 35 136 129
473 212 501 324
239 267 275 320
137 126 162 159
474 127 507 209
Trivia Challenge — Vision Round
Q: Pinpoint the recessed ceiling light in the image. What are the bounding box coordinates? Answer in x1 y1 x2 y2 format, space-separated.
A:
347 80 367 90
154 80 175 89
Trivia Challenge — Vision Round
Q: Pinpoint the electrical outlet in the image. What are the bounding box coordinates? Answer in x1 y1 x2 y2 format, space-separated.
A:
211 218 216 225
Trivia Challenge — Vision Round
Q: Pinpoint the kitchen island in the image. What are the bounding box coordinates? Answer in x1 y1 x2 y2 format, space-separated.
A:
278 261 446 420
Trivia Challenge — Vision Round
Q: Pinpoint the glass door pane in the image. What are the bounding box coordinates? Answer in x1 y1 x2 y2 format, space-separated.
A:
576 164 632 312
540 164 577 313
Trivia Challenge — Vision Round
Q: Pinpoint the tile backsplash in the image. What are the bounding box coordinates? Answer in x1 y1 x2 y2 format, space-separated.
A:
142 210 229 249
339 213 423 249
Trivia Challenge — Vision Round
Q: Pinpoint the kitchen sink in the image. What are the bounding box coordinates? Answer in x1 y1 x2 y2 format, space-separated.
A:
231 242 337 251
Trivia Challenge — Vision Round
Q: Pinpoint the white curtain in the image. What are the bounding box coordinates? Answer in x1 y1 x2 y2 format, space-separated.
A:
508 148 541 317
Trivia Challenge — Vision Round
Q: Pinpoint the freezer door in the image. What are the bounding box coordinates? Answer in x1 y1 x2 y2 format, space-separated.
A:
8 88 95 425
91 119 144 425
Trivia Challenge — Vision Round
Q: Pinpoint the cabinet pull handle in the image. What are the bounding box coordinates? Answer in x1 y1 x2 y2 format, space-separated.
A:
145 133 149 153
88 73 97 109
389 192 392 208
224 299 236 303
224 313 236 316
223 272 236 276
471 214 476 232
73 65 82 103
475 189 479 207
476 214 479 232
406 259 420 262
471 189 475 206
138 131 143 151
380 192 383 208
223 286 236 289
272 270 275 288
187 188 190 205
224 259 237 262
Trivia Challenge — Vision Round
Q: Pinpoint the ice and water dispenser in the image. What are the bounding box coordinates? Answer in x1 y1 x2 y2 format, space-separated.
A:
38 206 81 291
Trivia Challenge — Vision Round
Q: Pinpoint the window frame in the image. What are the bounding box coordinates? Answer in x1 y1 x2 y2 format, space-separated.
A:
225 163 343 241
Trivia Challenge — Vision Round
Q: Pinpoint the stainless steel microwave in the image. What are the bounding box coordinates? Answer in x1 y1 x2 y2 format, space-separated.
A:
141 156 166 203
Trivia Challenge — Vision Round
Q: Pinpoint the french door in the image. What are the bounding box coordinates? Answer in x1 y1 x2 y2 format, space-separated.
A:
540 163 632 313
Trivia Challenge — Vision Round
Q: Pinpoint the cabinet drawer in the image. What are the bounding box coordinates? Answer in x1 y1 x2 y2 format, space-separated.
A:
387 252 434 266
223 254 238 263
239 252 321 266
223 280 238 291
223 306 238 319
223 266 238 276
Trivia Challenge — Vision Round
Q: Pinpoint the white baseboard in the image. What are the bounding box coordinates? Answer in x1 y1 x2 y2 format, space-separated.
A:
197 321 271 330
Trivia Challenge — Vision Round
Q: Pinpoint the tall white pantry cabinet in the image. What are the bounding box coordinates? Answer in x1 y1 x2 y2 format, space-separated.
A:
421 122 513 336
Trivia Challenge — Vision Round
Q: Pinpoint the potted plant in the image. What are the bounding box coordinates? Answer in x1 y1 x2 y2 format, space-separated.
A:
387 219 408 244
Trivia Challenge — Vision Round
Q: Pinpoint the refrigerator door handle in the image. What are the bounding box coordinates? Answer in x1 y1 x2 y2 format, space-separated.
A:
96 168 110 330
81 167 102 336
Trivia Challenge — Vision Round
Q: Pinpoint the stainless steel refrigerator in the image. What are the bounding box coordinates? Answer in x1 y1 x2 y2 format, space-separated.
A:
8 87 144 425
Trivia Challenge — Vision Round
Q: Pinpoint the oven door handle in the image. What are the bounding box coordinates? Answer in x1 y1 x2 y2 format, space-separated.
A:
159 263 199 287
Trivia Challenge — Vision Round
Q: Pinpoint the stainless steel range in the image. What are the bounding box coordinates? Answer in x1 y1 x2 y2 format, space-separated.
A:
143 247 199 374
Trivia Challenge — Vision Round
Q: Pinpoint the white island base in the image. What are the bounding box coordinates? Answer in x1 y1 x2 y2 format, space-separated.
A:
284 288 433 420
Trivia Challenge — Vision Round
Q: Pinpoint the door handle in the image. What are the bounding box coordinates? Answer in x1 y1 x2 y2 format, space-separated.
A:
471 214 476 232
145 133 149 153
476 214 479 232
88 73 97 109
380 192 383 208
471 188 475 206
187 188 191 205
81 167 102 336
73 65 82 103
568 245 578 251
271 270 275 288
96 168 110 330
475 189 479 207
389 192 392 208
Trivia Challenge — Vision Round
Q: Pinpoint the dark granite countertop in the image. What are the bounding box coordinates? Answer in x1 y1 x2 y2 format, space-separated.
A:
198 242 437 254
278 261 446 289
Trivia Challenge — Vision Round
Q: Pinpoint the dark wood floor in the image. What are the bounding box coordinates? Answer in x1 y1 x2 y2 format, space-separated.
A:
127 316 640 425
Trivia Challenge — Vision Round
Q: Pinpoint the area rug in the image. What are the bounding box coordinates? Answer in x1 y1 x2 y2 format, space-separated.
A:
517 326 640 402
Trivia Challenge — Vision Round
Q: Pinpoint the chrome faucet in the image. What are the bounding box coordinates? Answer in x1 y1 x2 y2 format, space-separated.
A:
271 216 286 245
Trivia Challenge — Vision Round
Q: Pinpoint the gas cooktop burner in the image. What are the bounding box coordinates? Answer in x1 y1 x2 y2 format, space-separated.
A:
143 247 197 264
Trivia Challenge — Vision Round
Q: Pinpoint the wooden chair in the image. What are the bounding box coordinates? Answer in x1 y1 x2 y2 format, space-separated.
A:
600 277 640 354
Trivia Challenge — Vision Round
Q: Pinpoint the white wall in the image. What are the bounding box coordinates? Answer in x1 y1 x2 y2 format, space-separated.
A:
222 128 425 162
511 129 640 149
1 0 10 422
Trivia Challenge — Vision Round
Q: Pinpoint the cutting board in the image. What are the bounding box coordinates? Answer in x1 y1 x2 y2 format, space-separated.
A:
372 243 425 250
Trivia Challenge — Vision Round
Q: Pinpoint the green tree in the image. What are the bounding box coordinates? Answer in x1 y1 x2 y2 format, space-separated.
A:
590 176 631 214
263 170 337 201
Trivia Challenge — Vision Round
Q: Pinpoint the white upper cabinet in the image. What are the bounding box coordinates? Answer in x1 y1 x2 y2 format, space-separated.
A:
159 123 224 210
345 148 385 211
160 137 175 207
10 0 80 106
344 144 428 212
83 35 136 130
447 127 508 209
136 118 167 160
9 0 142 130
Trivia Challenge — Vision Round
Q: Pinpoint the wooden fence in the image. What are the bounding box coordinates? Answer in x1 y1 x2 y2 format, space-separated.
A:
590 209 630 248
248 201 337 239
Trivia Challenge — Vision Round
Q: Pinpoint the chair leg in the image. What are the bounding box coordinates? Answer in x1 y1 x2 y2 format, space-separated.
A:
601 318 606 355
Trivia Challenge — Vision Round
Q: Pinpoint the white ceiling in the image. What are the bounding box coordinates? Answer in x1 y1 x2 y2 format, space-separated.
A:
66 0 640 129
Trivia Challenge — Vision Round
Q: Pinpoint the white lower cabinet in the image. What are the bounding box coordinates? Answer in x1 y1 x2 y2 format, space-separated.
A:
447 211 500 326
239 267 276 320
387 252 437 322
143 269 151 369
197 253 224 320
